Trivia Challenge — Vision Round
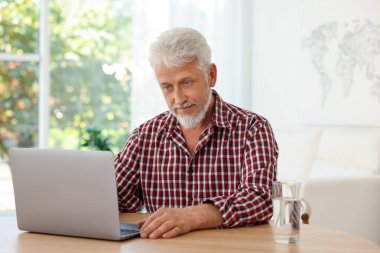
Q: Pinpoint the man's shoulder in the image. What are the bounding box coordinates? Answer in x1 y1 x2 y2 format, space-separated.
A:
223 101 268 127
135 111 172 135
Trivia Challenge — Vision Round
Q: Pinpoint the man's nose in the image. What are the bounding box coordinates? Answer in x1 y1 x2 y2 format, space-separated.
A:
173 88 187 105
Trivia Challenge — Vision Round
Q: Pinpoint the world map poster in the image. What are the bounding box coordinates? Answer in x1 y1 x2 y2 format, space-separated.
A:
298 0 380 126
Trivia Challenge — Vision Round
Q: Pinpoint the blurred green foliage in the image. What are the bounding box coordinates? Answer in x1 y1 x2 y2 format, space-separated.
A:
81 126 112 152
0 0 133 158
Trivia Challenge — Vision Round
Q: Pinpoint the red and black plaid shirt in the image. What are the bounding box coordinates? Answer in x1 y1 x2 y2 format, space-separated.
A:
115 91 278 228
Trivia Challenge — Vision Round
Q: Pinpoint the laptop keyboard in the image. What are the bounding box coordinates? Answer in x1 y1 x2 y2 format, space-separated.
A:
120 223 140 237
121 228 139 235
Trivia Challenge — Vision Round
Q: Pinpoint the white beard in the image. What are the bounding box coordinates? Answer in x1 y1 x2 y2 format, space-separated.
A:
171 90 213 129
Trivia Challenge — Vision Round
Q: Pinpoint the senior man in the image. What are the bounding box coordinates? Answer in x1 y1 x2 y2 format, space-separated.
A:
114 27 278 239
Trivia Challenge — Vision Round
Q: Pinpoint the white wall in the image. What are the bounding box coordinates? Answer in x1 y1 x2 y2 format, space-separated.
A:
251 0 302 128
251 0 380 129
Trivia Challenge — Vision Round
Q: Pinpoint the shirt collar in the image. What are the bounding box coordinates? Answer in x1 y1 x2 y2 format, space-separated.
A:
157 89 232 135
211 90 232 129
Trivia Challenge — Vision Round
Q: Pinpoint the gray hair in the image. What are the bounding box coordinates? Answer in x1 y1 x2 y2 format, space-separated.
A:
149 27 211 73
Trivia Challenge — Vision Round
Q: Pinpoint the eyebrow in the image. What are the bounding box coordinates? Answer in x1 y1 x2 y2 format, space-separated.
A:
158 72 196 86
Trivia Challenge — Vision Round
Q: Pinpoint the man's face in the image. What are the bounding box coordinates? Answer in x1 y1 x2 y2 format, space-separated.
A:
155 60 217 128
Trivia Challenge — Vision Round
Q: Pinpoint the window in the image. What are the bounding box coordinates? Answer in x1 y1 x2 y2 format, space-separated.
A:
0 0 133 212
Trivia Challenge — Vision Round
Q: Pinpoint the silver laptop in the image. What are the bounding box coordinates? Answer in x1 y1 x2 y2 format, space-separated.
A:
9 148 140 241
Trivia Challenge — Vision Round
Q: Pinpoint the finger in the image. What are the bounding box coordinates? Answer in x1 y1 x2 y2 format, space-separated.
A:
140 213 162 232
162 227 182 239
140 207 168 231
140 215 167 238
140 213 161 231
148 220 176 239
140 213 159 231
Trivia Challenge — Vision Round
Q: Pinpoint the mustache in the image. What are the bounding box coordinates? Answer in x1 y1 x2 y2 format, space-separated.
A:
172 101 195 110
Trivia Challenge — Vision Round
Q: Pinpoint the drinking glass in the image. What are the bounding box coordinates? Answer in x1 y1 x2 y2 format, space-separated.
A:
272 181 303 244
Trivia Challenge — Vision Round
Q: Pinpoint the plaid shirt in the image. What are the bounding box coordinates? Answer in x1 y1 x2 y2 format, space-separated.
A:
115 91 278 228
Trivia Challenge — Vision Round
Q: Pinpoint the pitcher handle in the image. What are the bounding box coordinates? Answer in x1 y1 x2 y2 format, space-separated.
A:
301 198 312 224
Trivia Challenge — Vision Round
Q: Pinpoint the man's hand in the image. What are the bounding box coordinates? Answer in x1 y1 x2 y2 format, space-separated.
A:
139 204 223 239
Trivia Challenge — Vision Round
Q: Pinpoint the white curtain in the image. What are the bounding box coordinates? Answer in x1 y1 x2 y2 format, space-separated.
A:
130 0 253 128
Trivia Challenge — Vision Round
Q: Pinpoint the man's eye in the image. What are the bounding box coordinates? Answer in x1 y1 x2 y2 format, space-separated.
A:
184 80 193 86
162 85 172 92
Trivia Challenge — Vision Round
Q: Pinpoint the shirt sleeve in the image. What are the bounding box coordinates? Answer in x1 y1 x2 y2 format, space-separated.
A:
203 120 278 228
114 128 143 212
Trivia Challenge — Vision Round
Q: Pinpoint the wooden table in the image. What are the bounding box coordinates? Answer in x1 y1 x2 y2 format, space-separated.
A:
0 213 379 253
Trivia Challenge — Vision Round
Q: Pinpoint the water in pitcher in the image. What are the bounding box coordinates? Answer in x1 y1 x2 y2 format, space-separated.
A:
272 196 301 243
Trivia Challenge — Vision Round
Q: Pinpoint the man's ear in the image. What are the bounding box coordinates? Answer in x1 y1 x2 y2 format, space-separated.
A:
209 63 217 87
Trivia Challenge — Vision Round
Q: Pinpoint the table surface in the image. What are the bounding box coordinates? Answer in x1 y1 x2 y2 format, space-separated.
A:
0 213 379 253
